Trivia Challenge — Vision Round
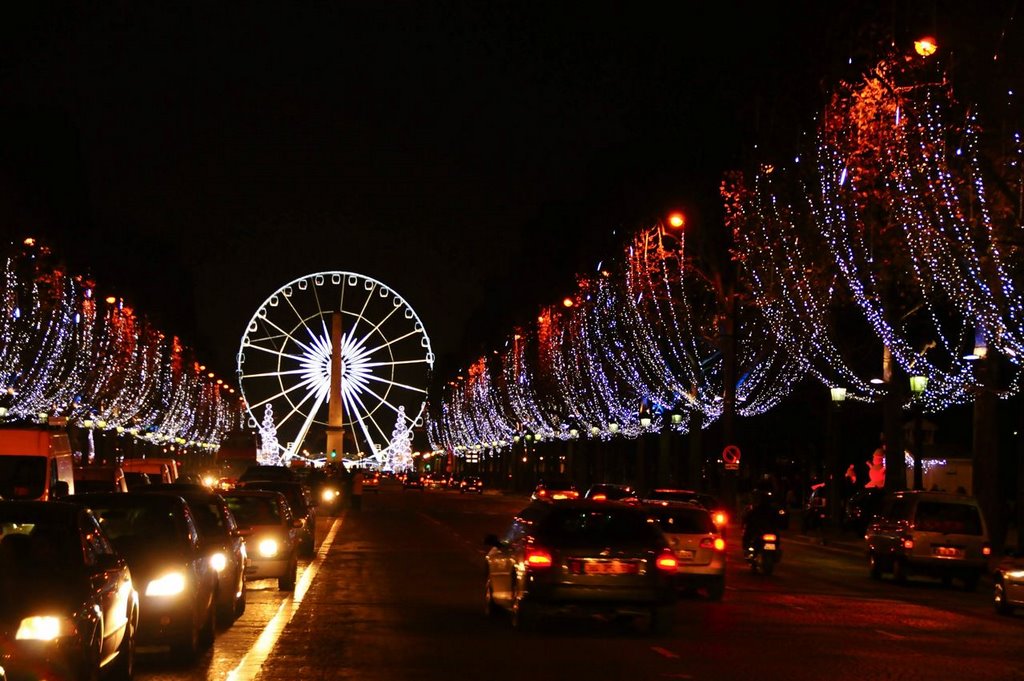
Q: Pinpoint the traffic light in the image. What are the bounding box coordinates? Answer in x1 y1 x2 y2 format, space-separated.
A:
330 449 337 459
425 463 431 471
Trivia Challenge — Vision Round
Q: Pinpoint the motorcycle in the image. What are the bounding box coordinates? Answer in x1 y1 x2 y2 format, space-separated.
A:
745 532 781 575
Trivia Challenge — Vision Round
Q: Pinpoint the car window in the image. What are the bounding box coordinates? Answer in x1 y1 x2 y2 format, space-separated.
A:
538 509 662 547
915 502 984 535
649 508 715 534
189 500 228 536
226 496 282 526
81 513 116 566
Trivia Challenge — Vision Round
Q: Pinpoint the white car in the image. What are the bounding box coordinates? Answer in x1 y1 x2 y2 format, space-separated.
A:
643 502 726 600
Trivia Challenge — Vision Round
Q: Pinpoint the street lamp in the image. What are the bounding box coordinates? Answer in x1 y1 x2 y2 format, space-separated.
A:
827 386 847 525
909 375 929 490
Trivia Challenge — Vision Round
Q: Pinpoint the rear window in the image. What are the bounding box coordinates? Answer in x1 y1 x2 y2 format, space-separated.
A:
915 502 984 535
0 456 47 499
648 508 715 534
537 508 663 548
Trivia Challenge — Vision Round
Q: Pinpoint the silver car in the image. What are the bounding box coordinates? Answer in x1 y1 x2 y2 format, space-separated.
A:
643 502 726 600
994 549 1024 615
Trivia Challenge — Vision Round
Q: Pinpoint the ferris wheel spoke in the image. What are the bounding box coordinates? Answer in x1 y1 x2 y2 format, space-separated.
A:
362 358 432 368
352 302 403 351
288 387 329 458
243 343 307 364
279 290 325 350
245 374 321 411
273 380 329 431
363 374 428 394
342 383 392 449
240 368 309 380
361 328 422 357
344 381 411 427
245 331 290 346
258 314 319 357
344 280 378 342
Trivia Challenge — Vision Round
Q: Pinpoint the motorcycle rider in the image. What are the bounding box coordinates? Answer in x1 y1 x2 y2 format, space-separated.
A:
742 488 781 551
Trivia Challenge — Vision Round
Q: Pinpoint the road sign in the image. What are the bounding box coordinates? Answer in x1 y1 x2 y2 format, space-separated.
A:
722 445 741 470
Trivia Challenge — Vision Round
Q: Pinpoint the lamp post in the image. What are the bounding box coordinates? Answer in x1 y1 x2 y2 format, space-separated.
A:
828 387 847 526
909 375 928 490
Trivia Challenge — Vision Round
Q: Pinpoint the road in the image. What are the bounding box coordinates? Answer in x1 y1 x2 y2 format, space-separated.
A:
134 480 1024 681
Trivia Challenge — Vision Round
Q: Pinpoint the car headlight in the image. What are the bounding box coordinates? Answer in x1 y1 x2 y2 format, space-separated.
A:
258 538 280 558
16 615 76 641
145 571 187 597
321 488 338 502
210 552 228 572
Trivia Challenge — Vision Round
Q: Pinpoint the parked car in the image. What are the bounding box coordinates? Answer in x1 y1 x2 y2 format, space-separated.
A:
994 547 1024 615
643 501 726 600
0 425 75 500
0 500 139 681
65 492 218 659
139 484 248 623
484 499 678 632
238 465 296 483
237 480 316 558
222 490 300 591
865 491 992 590
74 465 129 494
459 476 484 494
584 483 639 503
530 477 579 501
842 487 886 534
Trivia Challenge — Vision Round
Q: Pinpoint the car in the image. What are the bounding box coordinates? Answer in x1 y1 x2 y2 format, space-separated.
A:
865 491 992 590
362 470 381 492
237 480 317 558
994 547 1024 615
459 476 484 494
65 492 219 659
73 465 129 493
237 465 296 483
644 489 731 532
222 490 301 591
120 458 177 483
122 471 154 490
403 473 424 490
139 484 248 624
584 483 639 503
842 487 886 534
530 477 579 501
643 501 726 600
484 499 678 632
0 500 139 681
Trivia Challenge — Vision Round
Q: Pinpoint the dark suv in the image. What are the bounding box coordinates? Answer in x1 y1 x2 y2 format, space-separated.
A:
484 500 678 632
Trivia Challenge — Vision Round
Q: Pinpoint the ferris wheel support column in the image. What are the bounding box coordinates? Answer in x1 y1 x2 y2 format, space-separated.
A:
325 311 345 459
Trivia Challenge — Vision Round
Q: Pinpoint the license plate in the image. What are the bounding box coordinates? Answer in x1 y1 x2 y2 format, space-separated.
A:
763 543 777 551
583 560 638 575
933 546 964 558
676 550 695 560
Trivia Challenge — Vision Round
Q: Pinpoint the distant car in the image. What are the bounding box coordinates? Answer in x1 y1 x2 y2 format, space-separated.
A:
994 548 1024 615
842 487 886 534
484 500 678 632
362 471 381 493
645 489 731 532
66 492 219 659
237 480 316 558
584 483 639 503
222 490 300 591
459 476 484 494
643 502 726 600
865 491 991 590
73 465 129 493
0 500 139 681
238 465 296 483
403 473 424 490
530 477 579 501
140 485 248 624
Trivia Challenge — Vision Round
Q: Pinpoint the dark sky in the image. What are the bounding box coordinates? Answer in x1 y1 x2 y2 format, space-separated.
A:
1 1 1016 383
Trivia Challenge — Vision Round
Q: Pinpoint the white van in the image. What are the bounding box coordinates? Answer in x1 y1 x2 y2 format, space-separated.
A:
120 457 179 483
0 426 75 500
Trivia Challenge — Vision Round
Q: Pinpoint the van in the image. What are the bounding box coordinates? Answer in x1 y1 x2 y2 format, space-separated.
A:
73 465 129 493
0 425 75 500
865 490 991 590
120 457 178 483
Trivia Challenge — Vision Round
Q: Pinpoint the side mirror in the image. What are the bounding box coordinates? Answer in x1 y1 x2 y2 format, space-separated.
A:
484 534 502 548
52 480 70 499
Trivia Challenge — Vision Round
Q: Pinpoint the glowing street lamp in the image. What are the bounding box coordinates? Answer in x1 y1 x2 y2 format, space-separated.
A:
909 375 929 489
667 211 686 229
914 36 938 57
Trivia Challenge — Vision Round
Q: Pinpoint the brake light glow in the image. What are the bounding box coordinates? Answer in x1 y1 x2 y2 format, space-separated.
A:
525 547 553 569
714 538 725 551
902 538 914 550
592 493 607 501
655 549 678 572
712 511 727 526
982 544 991 556
762 534 777 542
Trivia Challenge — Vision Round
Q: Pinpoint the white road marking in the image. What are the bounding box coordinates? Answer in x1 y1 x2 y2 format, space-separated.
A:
226 514 344 681
652 646 681 659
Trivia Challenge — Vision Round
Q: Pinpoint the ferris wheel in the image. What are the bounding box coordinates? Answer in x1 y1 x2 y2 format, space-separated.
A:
237 272 433 466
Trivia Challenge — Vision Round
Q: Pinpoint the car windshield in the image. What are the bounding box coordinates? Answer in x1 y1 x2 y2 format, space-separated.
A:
647 508 715 534
188 499 228 536
0 456 47 499
915 502 984 535
88 503 186 549
244 483 307 513
226 496 282 526
538 508 662 548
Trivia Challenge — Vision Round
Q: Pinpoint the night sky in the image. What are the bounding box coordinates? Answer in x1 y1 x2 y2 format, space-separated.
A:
1 1 1017 384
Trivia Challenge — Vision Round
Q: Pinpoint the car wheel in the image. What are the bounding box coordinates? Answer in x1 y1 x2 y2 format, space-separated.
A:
707 577 725 601
649 605 675 635
892 557 908 584
108 611 135 681
279 558 297 591
484 578 499 618
199 598 216 648
868 553 883 580
995 580 1015 615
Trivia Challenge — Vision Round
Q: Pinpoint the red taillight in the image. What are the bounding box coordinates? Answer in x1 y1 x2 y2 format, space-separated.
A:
714 537 726 551
982 544 992 556
525 547 553 569
712 511 727 527
762 533 777 542
592 493 607 501
537 489 548 497
902 537 914 550
655 549 678 573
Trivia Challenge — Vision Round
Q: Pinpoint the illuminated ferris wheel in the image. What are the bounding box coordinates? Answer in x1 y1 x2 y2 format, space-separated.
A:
237 272 433 465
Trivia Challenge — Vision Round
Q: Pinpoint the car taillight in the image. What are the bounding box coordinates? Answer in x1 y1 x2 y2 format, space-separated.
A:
902 537 914 550
655 549 678 573
525 547 553 569
762 533 777 542
592 493 607 501
712 511 727 527
700 537 726 551
982 544 992 556
537 489 548 497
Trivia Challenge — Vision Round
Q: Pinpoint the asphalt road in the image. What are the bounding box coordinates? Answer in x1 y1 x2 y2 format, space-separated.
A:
134 481 1024 681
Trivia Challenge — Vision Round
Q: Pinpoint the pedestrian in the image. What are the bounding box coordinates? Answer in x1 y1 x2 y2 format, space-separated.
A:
350 468 364 510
